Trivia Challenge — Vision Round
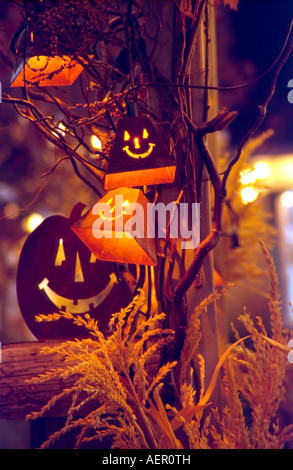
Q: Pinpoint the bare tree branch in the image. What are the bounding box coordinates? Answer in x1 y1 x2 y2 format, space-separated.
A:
173 108 237 303
221 19 293 196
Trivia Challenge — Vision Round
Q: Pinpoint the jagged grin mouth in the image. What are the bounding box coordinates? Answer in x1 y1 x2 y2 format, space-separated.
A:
122 143 155 159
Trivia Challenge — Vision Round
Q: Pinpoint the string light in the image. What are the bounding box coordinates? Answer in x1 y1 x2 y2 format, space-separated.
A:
241 186 259 204
240 161 270 185
253 161 270 179
52 122 67 139
91 135 102 150
240 161 270 204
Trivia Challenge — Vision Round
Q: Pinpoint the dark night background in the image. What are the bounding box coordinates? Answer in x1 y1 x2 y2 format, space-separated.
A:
216 0 293 152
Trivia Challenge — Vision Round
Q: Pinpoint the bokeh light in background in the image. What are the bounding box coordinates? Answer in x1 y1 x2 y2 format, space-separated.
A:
240 161 271 204
281 191 293 208
241 186 259 204
21 213 44 233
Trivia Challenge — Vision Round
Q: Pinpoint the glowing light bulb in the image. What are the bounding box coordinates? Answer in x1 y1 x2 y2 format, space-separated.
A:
240 168 256 185
254 161 270 180
57 122 66 137
91 135 102 150
52 122 67 138
241 187 259 204
280 191 293 208
240 162 270 186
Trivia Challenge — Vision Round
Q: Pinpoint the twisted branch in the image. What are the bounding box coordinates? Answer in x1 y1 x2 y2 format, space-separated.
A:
173 108 237 303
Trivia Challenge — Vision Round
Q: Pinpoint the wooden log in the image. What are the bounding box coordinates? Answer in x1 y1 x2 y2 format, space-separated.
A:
0 341 74 420
0 337 160 423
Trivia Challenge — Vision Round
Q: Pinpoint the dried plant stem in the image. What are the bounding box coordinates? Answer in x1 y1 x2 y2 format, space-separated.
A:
124 373 158 449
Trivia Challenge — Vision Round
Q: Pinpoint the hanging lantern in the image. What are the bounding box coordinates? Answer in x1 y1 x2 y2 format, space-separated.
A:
11 55 85 88
10 30 86 87
104 116 176 190
72 188 157 266
17 206 132 339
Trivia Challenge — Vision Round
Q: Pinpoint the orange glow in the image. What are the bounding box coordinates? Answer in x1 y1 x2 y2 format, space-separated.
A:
11 55 85 87
72 188 157 266
99 199 130 221
241 186 259 204
105 166 176 190
22 212 44 233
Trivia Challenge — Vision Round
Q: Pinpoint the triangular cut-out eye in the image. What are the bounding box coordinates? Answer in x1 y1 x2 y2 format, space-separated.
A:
124 131 130 141
143 128 149 139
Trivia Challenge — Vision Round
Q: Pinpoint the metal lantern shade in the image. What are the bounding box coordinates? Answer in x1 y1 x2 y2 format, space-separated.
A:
11 54 85 87
10 30 85 87
72 188 157 266
104 117 176 190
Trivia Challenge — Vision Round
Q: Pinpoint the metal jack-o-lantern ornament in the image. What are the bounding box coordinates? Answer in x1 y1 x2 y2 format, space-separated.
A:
104 117 176 190
72 188 157 266
10 30 86 87
17 206 132 340
11 55 85 88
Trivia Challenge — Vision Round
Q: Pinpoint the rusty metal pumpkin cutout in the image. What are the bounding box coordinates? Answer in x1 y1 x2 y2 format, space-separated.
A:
104 116 176 190
16 205 132 340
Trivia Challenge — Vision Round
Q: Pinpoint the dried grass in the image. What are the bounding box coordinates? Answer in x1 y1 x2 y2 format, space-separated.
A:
27 245 293 449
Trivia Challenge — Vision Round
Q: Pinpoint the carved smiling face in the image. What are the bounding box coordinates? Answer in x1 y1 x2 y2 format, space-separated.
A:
17 209 132 339
104 116 176 190
122 127 155 159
